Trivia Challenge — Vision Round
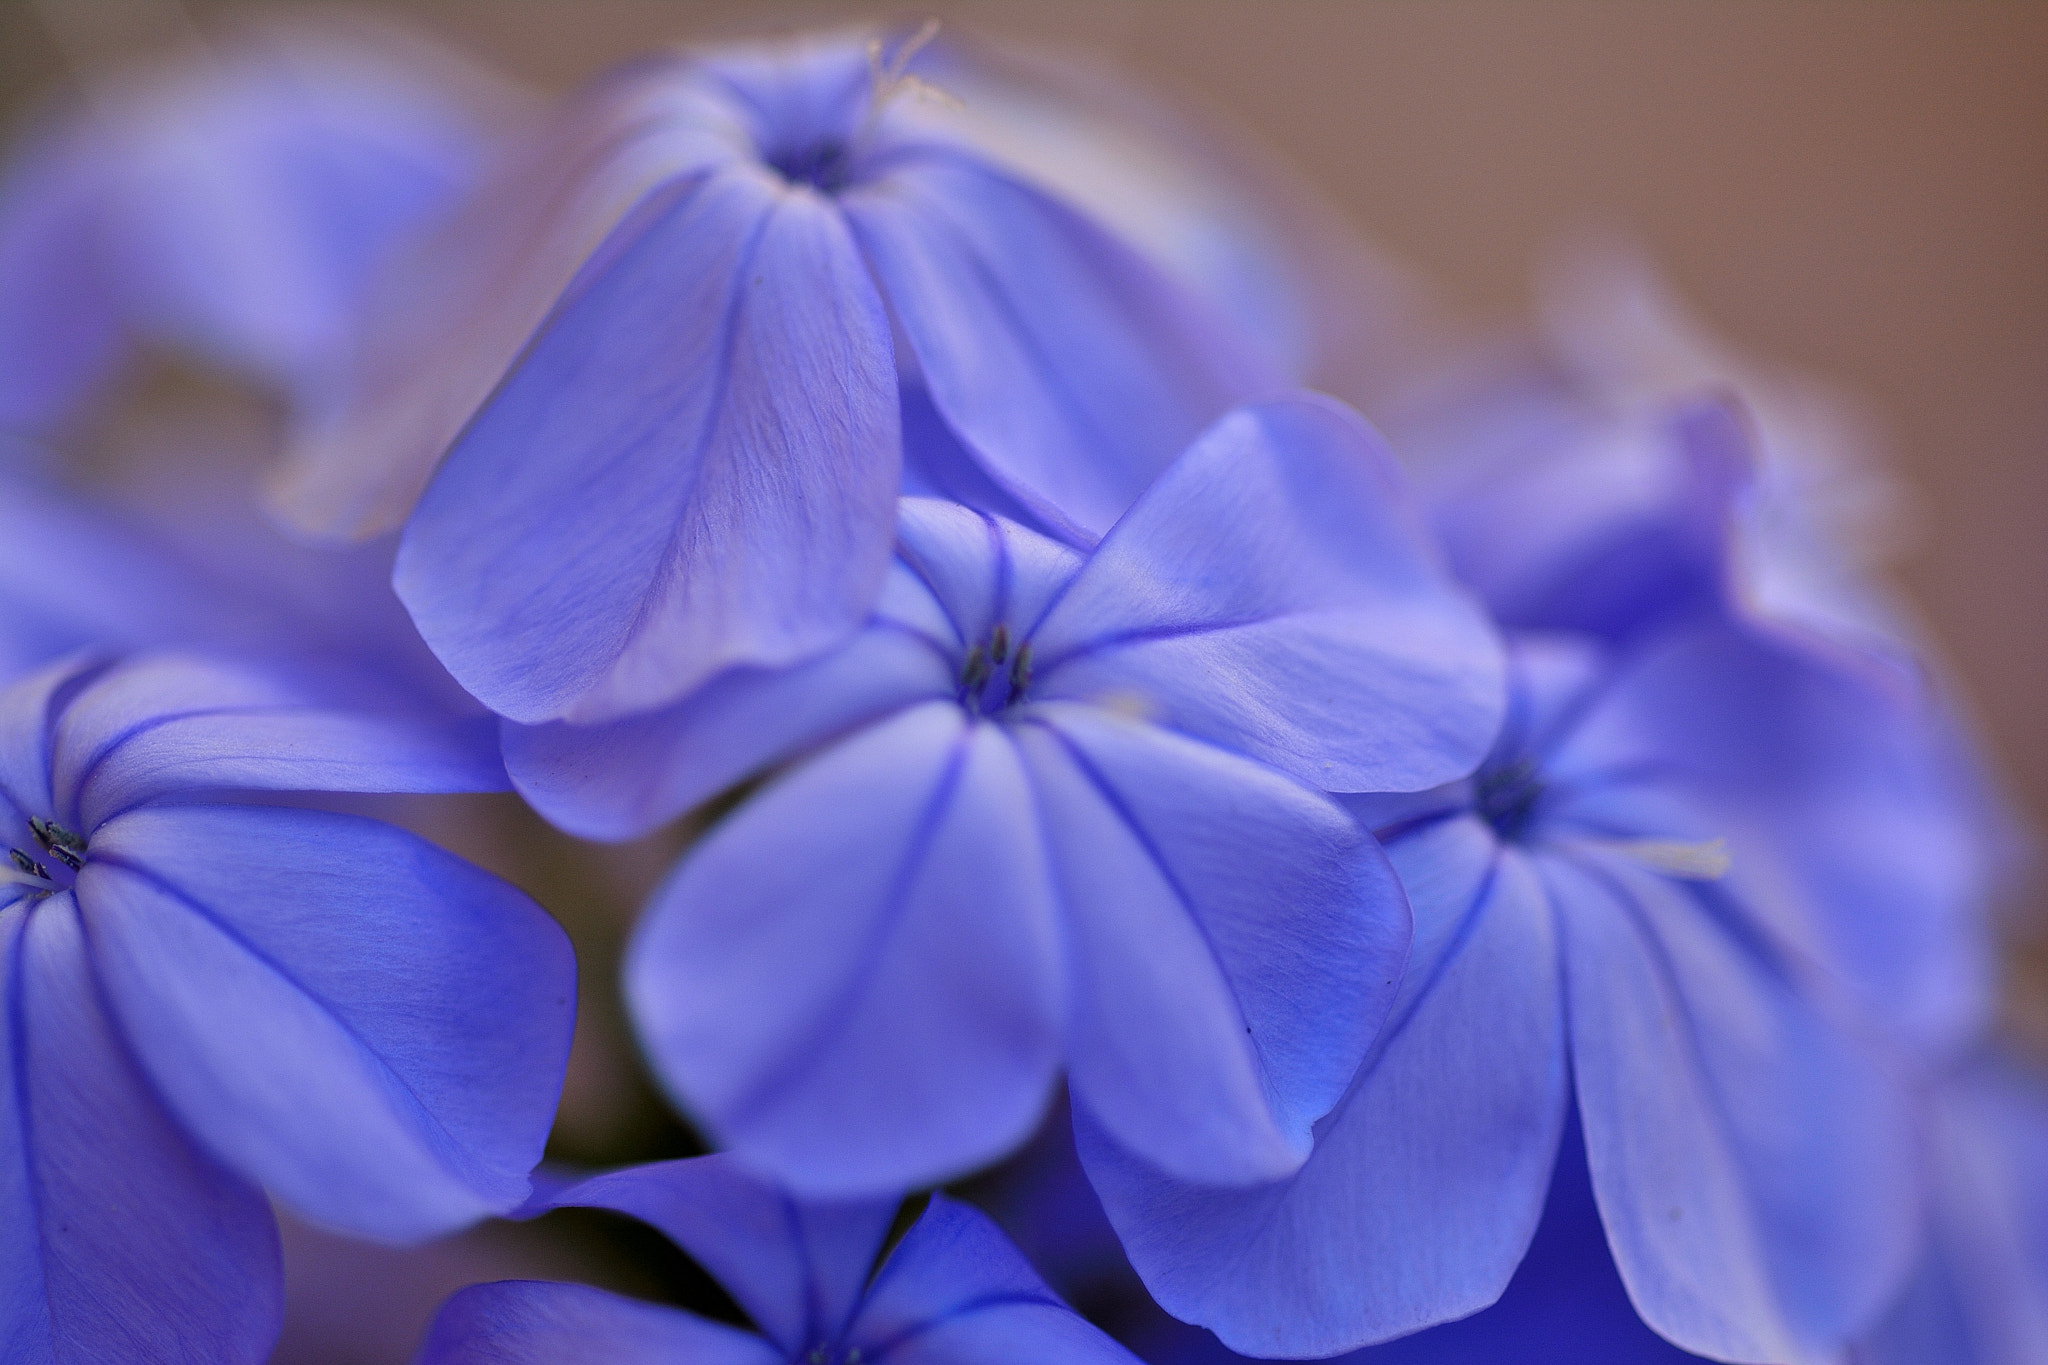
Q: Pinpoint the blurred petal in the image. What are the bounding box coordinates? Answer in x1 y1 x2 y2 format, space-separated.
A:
1034 398 1503 793
851 1194 1138 1364
504 618 947 841
2 897 280 1364
1550 852 1917 1364
844 149 1272 535
1017 705 1406 1185
417 1281 779 1365
1428 398 1750 639
394 163 899 724
1863 1057 2048 1364
1577 617 1999 1061
79 805 574 1242
0 133 123 431
1080 817 1567 1356
52 657 503 831
628 703 1062 1195
542 1157 895 1356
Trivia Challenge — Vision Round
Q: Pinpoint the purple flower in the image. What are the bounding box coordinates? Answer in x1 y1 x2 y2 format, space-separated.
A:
419 1154 1140 1365
505 397 1503 1195
0 10 523 433
0 653 575 1364
1080 401 1947 1363
275 24 1290 725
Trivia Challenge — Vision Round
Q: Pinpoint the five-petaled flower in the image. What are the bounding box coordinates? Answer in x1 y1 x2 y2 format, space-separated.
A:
0 653 574 1364
506 396 1503 1196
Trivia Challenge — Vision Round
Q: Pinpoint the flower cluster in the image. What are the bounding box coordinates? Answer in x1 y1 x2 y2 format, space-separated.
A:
0 13 2039 1365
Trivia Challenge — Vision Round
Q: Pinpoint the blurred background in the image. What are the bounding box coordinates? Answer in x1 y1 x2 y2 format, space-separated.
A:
3 3 2043 1361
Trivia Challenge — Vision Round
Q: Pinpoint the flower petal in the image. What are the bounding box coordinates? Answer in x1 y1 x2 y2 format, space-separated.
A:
417 1281 781 1365
627 702 1062 1195
2 896 281 1364
849 1194 1139 1364
77 805 574 1243
1032 397 1504 794
843 149 1273 536
1548 851 1918 1364
504 616 948 841
1016 704 1406 1186
51 656 503 832
1078 816 1567 1356
539 1156 896 1356
393 162 899 724
894 498 1089 648
0 655 102 824
1572 616 2000 1062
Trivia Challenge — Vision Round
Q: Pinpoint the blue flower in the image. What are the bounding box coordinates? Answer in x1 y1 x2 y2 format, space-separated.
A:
1080 401 1949 1363
0 10 522 434
418 1154 1141 1365
275 24 1291 725
504 397 1503 1196
0 653 575 1364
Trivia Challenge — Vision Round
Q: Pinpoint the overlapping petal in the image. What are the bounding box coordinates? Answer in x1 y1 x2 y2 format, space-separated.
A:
541 1157 895 1355
76 804 574 1243
1018 704 1406 1186
1 898 280 1365
1079 817 1566 1356
627 703 1063 1195
1033 397 1503 793
852 1194 1141 1364
1549 853 1918 1364
843 148 1275 536
418 1281 780 1365
504 616 947 841
394 161 900 724
48 657 503 831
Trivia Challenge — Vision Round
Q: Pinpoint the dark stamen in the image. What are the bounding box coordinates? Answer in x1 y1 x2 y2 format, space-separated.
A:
48 844 83 872
989 623 1009 664
10 849 51 881
960 644 989 693
1010 640 1032 693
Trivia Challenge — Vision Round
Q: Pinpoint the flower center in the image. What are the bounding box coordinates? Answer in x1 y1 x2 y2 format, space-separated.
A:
801 1346 866 1365
958 624 1032 718
768 137 855 191
1475 758 1545 842
7 816 85 895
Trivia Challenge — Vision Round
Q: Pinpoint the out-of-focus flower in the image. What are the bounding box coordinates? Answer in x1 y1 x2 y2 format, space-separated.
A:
0 428 469 716
418 1154 1140 1364
0 653 575 1364
503 397 1502 1196
1860 1052 2048 1365
1082 401 1952 1364
275 23 1299 726
0 9 525 434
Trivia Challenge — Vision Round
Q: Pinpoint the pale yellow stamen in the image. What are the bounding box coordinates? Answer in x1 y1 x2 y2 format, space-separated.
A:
1606 837 1732 881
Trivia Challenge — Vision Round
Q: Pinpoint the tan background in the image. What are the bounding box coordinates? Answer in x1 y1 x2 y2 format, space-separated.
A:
2 3 2044 1358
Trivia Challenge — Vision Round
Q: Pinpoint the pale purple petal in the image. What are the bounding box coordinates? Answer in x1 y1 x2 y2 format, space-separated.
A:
504 616 948 841
50 657 504 831
849 1194 1139 1365
0 656 100 825
78 805 574 1243
1079 817 1567 1356
844 149 1273 536
394 162 899 724
1033 398 1504 793
894 498 1088 648
417 1281 780 1365
1016 704 1405 1185
627 703 1062 1195
2 896 280 1364
541 1156 895 1356
1549 851 1918 1364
